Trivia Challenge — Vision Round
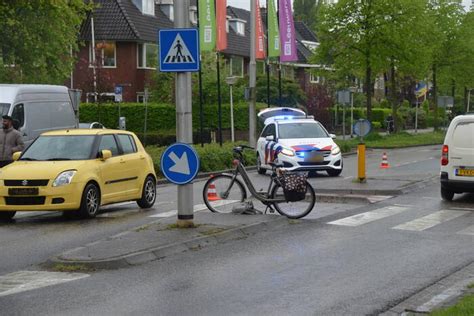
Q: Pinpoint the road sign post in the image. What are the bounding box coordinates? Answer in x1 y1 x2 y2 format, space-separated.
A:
158 1 198 227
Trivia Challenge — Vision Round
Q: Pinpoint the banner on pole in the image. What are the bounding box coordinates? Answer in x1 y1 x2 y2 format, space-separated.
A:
198 0 216 51
255 0 266 60
216 0 227 51
279 0 297 62
267 0 280 58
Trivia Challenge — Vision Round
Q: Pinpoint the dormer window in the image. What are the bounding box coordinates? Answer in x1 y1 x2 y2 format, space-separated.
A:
189 6 197 24
229 18 246 36
161 4 174 21
132 0 155 16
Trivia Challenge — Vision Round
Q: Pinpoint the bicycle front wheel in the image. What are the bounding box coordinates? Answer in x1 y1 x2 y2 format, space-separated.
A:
202 174 247 213
271 181 315 219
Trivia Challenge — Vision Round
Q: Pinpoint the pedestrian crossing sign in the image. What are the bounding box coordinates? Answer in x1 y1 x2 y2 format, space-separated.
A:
159 28 200 72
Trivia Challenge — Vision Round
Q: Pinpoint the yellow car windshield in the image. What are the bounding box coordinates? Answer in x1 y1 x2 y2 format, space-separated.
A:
21 135 96 161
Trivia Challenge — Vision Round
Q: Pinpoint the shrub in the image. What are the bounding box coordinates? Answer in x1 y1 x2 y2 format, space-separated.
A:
371 121 382 129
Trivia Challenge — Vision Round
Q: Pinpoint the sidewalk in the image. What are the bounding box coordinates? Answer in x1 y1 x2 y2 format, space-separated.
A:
336 127 435 140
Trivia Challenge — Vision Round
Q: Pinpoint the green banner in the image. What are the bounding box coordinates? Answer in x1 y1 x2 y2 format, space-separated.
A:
268 0 280 57
198 0 216 51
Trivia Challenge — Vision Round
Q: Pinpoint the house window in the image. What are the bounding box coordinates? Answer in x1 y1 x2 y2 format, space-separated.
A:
229 19 246 36
89 42 116 68
162 4 174 21
310 73 320 84
281 66 294 80
137 92 152 103
137 43 158 69
229 56 244 77
85 92 115 103
189 8 197 24
142 0 154 15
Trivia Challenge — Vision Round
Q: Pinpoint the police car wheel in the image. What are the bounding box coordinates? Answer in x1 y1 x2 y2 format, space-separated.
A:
257 155 266 175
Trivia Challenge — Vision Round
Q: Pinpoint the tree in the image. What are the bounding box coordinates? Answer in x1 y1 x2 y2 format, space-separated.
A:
293 0 324 30
0 0 90 84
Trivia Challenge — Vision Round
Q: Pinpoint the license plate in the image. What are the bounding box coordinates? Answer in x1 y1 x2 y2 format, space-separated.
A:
306 153 324 162
8 188 39 196
455 168 474 177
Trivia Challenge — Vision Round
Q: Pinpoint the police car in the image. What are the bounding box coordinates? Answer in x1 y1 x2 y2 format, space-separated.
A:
256 107 342 176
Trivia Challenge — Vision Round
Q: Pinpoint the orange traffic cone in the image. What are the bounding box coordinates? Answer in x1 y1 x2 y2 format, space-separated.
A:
207 181 221 201
380 152 390 169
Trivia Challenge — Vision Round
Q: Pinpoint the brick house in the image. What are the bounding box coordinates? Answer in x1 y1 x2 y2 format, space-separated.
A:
69 0 323 106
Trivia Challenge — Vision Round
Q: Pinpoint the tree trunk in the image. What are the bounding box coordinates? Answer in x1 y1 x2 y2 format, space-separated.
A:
366 63 372 121
390 60 397 131
432 64 438 130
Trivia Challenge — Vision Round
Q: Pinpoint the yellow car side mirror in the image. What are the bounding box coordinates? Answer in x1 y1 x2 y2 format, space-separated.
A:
12 152 22 161
99 150 112 161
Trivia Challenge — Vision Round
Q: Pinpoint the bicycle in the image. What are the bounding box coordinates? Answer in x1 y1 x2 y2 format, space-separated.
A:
202 145 316 219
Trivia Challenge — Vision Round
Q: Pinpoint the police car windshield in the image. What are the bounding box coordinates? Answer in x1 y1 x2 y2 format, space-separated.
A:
278 122 328 139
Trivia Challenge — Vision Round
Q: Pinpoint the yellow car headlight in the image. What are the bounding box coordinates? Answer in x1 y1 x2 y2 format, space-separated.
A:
280 148 295 157
331 145 341 155
53 170 77 187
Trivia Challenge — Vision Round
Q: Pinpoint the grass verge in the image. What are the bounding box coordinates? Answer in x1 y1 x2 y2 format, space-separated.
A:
335 130 445 153
430 292 474 316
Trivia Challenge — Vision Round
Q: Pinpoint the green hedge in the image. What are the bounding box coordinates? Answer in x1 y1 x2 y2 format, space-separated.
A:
146 142 255 177
79 102 268 134
330 107 392 125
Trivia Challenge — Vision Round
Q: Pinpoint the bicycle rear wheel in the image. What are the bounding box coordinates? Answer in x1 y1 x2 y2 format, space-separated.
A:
202 174 247 213
270 181 315 219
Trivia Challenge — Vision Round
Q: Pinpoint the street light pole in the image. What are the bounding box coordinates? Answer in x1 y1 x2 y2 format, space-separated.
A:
175 0 194 228
226 76 237 142
248 0 257 147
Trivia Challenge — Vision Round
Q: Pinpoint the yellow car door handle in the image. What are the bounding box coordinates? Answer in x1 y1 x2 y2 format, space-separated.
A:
120 160 126 164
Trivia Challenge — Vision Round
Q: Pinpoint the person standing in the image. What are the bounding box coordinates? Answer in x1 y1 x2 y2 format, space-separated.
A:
0 115 24 167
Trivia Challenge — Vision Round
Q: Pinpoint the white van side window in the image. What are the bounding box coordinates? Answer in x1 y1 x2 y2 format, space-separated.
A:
452 122 474 149
11 104 24 128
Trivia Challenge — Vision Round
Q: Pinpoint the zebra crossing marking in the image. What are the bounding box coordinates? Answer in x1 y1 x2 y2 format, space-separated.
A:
327 205 409 227
148 200 239 218
392 210 469 231
457 225 474 236
0 271 89 297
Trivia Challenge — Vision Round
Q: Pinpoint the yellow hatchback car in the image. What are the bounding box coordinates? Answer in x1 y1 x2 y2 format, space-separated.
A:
0 129 157 220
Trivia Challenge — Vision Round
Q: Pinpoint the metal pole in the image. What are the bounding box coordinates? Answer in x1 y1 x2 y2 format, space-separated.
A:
248 0 257 147
266 0 270 108
415 97 419 133
468 89 471 112
278 63 282 107
342 104 346 141
175 0 194 227
90 10 98 103
350 92 354 138
216 52 223 146
143 88 148 146
230 84 235 142
196 2 205 147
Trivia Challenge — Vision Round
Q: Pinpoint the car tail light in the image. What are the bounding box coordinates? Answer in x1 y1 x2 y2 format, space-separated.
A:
441 145 449 166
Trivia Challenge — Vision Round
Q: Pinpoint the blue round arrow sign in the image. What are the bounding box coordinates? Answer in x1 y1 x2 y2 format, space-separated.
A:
160 143 200 185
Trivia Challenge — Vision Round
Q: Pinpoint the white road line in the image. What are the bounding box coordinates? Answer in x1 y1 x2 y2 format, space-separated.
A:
458 225 474 236
327 206 409 227
450 207 474 211
0 271 89 297
148 200 239 218
393 210 469 231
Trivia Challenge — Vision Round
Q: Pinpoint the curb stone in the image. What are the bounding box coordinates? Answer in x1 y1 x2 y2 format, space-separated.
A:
380 261 474 315
47 216 289 270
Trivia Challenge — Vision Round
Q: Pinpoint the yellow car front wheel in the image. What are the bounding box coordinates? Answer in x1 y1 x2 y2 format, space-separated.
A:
78 183 101 218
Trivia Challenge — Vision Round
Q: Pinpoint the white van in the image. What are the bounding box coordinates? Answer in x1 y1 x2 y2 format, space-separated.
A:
0 84 78 146
440 113 474 201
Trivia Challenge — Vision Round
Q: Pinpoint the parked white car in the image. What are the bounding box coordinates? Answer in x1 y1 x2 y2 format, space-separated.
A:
256 107 342 176
440 113 474 201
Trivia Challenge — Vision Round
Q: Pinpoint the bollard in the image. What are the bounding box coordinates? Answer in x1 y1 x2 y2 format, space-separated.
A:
357 143 366 183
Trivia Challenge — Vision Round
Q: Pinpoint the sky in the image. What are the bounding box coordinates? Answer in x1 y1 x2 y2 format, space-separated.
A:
228 0 472 11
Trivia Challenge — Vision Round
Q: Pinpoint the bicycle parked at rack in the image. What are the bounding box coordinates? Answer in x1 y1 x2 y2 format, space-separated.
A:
202 145 316 219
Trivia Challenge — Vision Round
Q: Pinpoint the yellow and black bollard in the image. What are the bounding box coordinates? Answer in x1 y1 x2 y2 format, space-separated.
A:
357 143 366 183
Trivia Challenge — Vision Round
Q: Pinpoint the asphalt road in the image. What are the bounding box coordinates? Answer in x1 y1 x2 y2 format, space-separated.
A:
1 145 473 315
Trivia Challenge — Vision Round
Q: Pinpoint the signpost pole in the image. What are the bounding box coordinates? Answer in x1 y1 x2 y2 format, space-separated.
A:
175 1 194 228
415 97 418 133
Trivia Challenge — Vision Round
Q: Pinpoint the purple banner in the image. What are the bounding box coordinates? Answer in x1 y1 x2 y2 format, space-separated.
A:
279 0 297 62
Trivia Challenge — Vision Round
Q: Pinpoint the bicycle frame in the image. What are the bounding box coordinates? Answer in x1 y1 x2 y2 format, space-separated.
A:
223 160 286 204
